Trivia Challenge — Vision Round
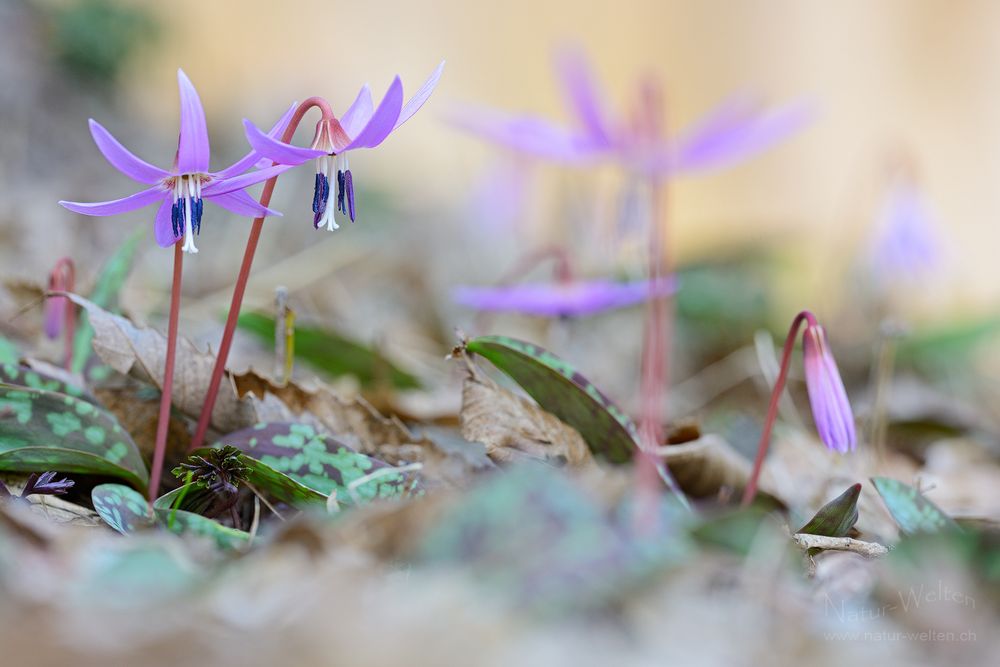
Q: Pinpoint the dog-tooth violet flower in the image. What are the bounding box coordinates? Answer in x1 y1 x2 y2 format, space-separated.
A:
454 277 677 318
870 172 942 282
449 48 811 179
242 62 444 231
742 310 856 505
59 69 295 254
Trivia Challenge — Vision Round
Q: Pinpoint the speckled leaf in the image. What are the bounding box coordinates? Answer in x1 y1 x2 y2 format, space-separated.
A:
797 483 861 537
215 423 410 503
0 363 98 406
465 336 637 463
190 447 328 509
152 507 250 550
0 336 17 365
73 227 143 375
237 312 421 390
0 384 147 491
872 476 960 535
92 483 154 534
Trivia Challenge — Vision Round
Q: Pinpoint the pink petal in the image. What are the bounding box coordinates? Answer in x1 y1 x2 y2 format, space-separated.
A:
217 102 299 178
153 197 180 247
341 85 374 138
208 190 282 218
176 69 210 173
342 77 404 150
88 120 169 184
242 119 323 166
60 186 166 216
394 61 445 130
554 48 613 149
201 163 293 197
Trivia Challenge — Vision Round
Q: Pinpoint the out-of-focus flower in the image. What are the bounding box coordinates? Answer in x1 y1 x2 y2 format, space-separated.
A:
243 62 445 231
802 320 856 453
449 47 811 179
0 471 75 504
871 176 941 280
60 70 295 254
453 276 676 317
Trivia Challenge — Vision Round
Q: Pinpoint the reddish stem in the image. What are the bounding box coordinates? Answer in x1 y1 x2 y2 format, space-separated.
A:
51 257 76 371
741 309 818 506
636 176 688 513
190 97 334 451
149 243 184 500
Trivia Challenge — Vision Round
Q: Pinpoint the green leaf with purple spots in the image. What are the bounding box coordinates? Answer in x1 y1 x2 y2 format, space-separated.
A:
796 483 861 537
872 476 960 535
0 384 147 491
92 483 155 534
465 336 637 463
152 506 250 550
215 423 411 504
0 363 99 406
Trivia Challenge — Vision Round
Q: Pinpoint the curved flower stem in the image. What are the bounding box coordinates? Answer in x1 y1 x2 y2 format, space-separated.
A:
636 176 689 516
190 97 334 451
741 309 817 506
149 243 184 500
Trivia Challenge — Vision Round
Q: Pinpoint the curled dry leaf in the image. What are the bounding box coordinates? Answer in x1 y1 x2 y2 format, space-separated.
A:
459 357 594 468
64 293 256 433
657 434 778 500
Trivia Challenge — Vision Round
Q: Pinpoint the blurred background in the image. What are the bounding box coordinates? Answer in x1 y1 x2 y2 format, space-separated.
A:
2 0 999 435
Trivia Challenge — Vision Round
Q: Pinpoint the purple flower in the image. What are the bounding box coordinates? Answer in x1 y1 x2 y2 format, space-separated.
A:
802 323 856 453
60 69 296 254
871 177 941 279
243 62 445 231
453 277 676 317
449 47 811 178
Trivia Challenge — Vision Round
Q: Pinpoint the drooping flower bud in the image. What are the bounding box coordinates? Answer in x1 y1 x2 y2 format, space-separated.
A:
802 323 857 453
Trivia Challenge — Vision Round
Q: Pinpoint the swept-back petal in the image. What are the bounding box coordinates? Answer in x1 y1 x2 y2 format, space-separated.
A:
342 77 404 150
448 105 596 162
60 185 165 216
394 61 445 130
216 102 299 178
209 190 282 218
554 48 614 148
89 120 170 184
176 69 211 173
672 98 813 173
153 198 181 247
242 119 324 166
341 85 374 138
453 277 675 317
202 163 293 197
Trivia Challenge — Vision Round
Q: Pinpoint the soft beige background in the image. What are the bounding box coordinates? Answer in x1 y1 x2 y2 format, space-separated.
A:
102 0 1000 315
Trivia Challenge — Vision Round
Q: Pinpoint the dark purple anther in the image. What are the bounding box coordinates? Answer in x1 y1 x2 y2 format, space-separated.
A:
345 169 355 222
170 201 181 238
336 169 346 215
193 198 203 235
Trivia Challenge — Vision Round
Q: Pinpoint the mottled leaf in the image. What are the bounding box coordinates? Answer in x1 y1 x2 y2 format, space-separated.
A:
152 507 250 550
0 363 98 406
0 336 17 365
92 483 155 534
190 447 328 509
797 483 861 538
73 227 144 375
0 384 147 490
871 476 961 535
237 312 421 390
464 336 636 463
215 423 410 503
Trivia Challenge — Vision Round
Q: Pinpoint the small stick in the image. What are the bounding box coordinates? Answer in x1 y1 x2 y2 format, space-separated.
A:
791 533 890 559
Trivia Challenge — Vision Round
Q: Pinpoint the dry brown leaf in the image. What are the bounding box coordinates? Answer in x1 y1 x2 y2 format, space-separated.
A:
94 383 190 464
656 434 774 500
65 293 257 433
459 360 594 468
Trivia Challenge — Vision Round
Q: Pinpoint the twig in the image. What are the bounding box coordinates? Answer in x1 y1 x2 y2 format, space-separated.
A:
791 533 890 558
244 480 285 522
